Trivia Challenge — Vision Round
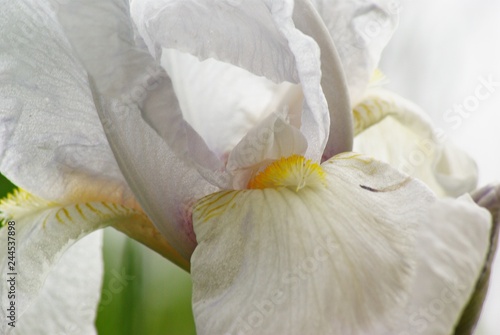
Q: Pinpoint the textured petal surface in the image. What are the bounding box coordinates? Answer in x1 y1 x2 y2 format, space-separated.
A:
131 0 298 84
4 0 220 260
56 0 219 176
353 89 478 197
96 97 218 259
191 153 433 335
0 0 133 205
73 0 224 258
59 0 227 188
0 190 149 334
14 231 103 335
55 0 149 97
365 195 491 335
311 0 400 104
0 0 189 268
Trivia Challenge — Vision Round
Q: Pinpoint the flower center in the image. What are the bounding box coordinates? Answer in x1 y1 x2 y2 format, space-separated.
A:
247 155 326 191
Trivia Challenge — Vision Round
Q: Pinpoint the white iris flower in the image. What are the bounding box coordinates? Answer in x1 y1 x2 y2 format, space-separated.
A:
0 0 497 334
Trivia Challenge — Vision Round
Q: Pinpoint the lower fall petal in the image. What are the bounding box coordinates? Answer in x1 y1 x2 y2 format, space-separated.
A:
455 184 500 334
13 231 103 335
366 195 491 335
191 153 434 334
0 189 157 333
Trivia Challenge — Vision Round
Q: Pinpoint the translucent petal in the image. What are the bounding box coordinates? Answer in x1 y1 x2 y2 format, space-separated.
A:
133 0 330 162
55 0 157 98
353 89 478 197
96 97 219 259
191 153 433 334
56 0 220 175
65 0 227 258
311 0 400 104
1 0 224 262
14 232 103 335
130 0 298 83
0 190 150 334
162 49 303 158
0 1 133 205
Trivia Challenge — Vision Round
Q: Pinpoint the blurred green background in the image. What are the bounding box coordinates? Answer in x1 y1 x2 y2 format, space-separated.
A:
0 174 196 335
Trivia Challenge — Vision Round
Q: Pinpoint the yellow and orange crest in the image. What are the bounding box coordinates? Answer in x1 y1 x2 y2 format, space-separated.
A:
247 155 326 191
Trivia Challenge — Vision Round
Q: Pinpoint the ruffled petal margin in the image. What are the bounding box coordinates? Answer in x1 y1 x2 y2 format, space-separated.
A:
354 88 478 197
192 153 428 334
190 153 490 335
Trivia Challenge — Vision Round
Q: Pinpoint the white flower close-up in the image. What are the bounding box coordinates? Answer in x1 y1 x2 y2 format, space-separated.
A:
0 0 498 334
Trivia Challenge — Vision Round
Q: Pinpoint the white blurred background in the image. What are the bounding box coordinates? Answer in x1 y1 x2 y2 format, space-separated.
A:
380 1 500 334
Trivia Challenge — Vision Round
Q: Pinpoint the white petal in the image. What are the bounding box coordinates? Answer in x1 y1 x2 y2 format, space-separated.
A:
56 0 224 180
1 0 219 259
133 0 330 161
191 153 434 334
96 97 219 259
55 0 153 97
55 0 216 167
0 1 133 205
14 231 104 335
84 2 227 257
311 0 400 104
353 89 478 197
269 0 330 161
0 190 150 334
367 195 491 334
162 49 303 158
131 0 298 84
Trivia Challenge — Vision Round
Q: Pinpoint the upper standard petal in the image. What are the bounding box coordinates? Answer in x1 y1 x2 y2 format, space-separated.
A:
131 0 298 84
132 0 333 164
311 0 400 104
13 232 103 335
0 0 134 206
